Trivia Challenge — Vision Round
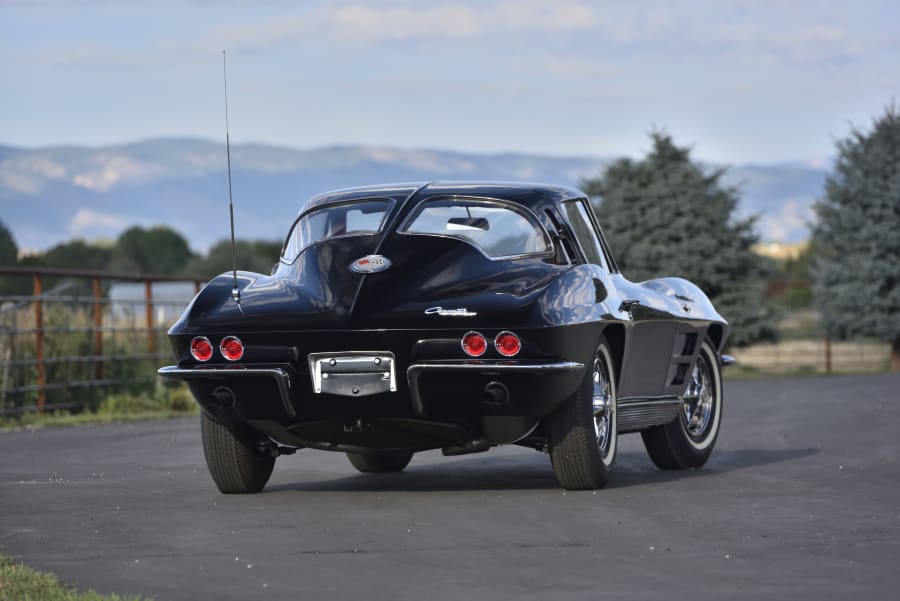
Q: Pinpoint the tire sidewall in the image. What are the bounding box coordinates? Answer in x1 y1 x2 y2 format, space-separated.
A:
547 338 618 489
680 340 722 452
595 344 618 467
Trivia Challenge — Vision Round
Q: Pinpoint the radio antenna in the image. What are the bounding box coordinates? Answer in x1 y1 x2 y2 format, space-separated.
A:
222 50 240 304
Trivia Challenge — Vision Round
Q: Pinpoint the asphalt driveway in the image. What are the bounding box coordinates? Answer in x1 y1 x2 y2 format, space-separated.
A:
1 374 898 600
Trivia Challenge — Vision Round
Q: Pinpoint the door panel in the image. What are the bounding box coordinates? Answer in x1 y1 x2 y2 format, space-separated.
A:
611 275 682 398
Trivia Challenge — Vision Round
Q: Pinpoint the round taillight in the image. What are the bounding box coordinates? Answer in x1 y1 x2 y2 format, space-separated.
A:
461 331 487 357
219 336 244 361
190 336 213 362
494 331 521 357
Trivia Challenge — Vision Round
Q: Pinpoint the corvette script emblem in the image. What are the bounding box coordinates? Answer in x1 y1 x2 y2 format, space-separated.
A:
424 307 478 317
350 255 392 274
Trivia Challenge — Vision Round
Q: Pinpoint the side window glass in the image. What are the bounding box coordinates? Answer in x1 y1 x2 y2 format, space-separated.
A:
563 201 607 269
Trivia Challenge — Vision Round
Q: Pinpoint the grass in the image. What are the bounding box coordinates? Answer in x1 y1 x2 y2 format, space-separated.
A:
0 554 150 601
0 386 198 432
724 364 823 381
728 338 890 376
0 407 198 432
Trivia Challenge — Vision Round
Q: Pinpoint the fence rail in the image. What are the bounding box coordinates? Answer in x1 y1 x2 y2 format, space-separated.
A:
0 266 206 415
1 267 892 416
731 337 890 374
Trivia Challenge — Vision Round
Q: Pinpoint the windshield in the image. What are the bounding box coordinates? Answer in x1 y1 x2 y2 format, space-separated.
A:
400 198 551 259
282 199 393 262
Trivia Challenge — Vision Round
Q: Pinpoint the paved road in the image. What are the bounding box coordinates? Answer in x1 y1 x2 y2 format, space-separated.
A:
1 375 899 600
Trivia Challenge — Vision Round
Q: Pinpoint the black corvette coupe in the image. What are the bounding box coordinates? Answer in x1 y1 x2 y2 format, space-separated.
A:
159 181 732 492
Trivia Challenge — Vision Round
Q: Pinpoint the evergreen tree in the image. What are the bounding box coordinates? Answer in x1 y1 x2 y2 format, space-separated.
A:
0 219 16 266
582 133 775 347
0 219 22 294
13 239 114 296
107 226 196 274
39 240 113 272
812 104 900 371
181 239 282 277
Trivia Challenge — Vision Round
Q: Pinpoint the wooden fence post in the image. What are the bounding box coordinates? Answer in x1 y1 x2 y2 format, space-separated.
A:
825 334 832 374
33 274 45 414
92 277 103 380
145 280 155 354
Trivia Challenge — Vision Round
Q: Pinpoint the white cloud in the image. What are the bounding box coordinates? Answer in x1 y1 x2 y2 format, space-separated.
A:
171 1 605 52
0 170 41 194
757 197 815 242
0 156 68 194
68 209 128 236
71 154 164 191
29 1 886 77
153 0 882 72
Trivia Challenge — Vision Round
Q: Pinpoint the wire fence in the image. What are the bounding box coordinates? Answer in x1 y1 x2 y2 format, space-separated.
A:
731 337 890 374
744 294 893 374
0 266 205 416
0 269 892 416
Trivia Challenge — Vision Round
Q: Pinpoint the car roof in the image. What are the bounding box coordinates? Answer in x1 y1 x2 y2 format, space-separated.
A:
301 181 586 214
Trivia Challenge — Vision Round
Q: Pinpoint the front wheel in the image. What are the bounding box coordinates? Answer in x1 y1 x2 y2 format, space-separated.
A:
641 338 723 469
201 412 275 493
547 341 618 490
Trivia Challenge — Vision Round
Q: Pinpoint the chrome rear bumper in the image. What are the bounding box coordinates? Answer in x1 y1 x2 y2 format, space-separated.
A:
406 360 584 415
157 365 295 416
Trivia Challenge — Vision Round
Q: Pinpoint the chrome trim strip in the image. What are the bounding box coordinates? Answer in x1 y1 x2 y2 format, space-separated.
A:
157 365 295 417
406 361 584 416
617 395 682 404
616 397 682 433
617 397 682 408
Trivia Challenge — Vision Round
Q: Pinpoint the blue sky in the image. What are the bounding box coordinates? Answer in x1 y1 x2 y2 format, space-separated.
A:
1 0 898 163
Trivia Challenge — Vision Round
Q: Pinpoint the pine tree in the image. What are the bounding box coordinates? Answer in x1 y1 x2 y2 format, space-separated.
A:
582 133 775 347
812 104 900 371
0 219 16 266
0 219 21 294
107 226 195 275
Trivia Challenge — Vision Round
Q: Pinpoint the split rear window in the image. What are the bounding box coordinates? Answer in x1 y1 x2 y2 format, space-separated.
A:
282 199 392 262
400 198 551 259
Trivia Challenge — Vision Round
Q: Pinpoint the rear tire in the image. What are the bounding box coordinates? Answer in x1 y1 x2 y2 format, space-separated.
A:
201 412 275 493
547 341 617 490
641 338 723 469
346 450 413 473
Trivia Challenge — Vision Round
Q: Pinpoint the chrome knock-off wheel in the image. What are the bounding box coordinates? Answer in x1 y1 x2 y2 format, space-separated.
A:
591 355 616 465
681 359 713 440
641 338 723 469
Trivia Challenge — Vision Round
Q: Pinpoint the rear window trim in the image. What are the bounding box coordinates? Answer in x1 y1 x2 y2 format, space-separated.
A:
280 197 396 264
397 195 555 261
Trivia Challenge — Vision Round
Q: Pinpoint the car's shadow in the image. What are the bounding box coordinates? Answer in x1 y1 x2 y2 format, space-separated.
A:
264 447 818 493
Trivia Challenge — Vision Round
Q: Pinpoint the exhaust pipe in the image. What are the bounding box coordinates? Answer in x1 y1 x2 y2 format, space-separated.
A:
482 381 509 406
211 386 236 407
442 438 492 456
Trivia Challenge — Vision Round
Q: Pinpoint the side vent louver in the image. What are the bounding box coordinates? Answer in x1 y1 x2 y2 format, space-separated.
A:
670 363 689 386
681 333 697 356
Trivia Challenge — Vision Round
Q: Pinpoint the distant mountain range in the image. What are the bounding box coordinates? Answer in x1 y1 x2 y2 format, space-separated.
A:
0 138 827 253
